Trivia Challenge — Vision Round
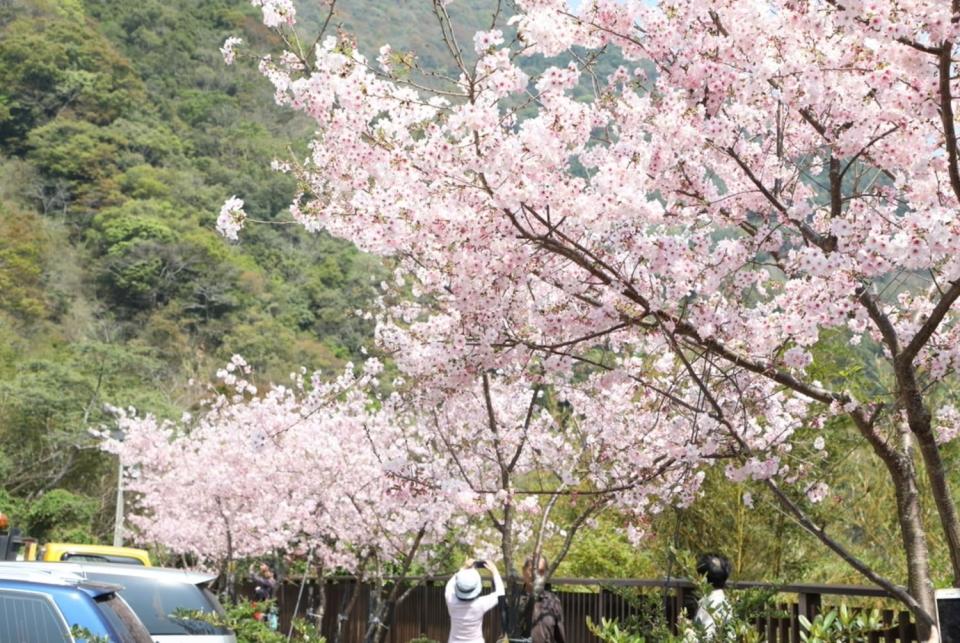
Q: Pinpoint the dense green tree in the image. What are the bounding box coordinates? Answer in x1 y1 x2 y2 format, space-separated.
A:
0 202 49 321
25 489 98 543
0 6 143 151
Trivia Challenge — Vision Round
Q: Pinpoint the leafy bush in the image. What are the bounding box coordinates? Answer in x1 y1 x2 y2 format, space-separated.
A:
26 489 97 542
799 604 884 643
176 599 324 643
408 636 440 643
587 617 654 643
587 554 776 643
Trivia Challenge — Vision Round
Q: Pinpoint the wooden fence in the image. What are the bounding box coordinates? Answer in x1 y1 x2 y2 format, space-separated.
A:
260 577 918 643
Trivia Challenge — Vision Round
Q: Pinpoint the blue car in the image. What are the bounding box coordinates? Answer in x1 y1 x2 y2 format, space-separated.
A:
0 567 152 642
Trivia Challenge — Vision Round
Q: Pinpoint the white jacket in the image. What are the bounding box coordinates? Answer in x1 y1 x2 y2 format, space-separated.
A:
445 572 505 643
694 589 732 639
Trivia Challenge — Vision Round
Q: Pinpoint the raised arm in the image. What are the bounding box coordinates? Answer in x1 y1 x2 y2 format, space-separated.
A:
474 561 506 613
445 572 457 603
488 562 505 597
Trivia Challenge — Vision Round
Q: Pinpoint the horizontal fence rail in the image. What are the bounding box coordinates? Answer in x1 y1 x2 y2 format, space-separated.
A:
247 577 918 643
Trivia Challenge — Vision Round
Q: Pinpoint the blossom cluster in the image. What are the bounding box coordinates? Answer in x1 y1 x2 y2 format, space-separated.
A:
110 359 700 571
206 0 960 570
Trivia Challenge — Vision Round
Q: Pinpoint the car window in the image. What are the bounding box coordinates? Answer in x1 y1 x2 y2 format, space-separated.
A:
201 585 228 616
85 573 230 635
0 589 71 643
62 553 145 565
95 593 155 643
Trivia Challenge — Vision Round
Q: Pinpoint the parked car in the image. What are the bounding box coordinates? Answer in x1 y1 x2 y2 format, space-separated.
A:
0 512 152 564
0 566 153 642
0 561 236 642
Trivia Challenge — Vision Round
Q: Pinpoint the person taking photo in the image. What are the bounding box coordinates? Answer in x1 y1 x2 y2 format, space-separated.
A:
504 554 565 643
446 558 505 643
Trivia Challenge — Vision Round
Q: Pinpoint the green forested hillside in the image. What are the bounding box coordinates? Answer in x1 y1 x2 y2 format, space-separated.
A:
301 0 503 69
0 0 394 540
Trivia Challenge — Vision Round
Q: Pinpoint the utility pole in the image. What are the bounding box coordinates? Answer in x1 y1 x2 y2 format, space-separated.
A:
113 451 124 547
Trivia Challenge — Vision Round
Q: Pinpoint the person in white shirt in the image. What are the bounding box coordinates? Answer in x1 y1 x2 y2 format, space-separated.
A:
445 558 505 643
692 553 733 640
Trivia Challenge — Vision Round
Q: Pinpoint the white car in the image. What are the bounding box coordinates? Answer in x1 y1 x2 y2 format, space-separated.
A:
0 562 237 643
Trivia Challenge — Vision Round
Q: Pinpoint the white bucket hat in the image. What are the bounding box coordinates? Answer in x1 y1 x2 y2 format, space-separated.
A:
454 568 482 600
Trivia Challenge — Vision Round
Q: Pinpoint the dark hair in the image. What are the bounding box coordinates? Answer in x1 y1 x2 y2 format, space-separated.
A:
696 553 731 589
523 554 549 572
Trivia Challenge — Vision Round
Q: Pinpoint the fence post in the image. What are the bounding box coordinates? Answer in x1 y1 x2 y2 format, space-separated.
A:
793 591 821 642
798 591 822 624
881 609 895 643
596 584 604 636
777 603 789 642
791 603 800 643
897 611 913 642
671 586 685 634
765 612 777 642
418 583 426 640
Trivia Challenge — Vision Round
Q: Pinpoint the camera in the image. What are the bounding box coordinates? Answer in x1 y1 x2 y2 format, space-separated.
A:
473 560 486 569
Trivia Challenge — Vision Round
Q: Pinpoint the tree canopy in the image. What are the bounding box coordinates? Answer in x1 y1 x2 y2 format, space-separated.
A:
208 1 960 639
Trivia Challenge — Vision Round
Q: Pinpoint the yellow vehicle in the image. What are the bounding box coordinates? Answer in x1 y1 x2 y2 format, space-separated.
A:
36 543 152 566
0 513 151 565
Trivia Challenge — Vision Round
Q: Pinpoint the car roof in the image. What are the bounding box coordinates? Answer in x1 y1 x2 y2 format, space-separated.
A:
0 566 84 585
0 561 217 586
0 567 122 598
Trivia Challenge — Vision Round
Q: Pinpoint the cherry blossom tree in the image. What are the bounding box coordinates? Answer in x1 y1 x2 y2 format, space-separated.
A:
110 353 701 641
222 0 960 638
395 364 707 632
105 356 457 643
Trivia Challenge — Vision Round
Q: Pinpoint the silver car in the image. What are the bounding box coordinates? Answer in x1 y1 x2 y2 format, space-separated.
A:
0 562 236 643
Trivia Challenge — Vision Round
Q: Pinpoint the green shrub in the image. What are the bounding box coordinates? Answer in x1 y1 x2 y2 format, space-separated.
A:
799 604 884 643
26 489 97 542
176 599 325 643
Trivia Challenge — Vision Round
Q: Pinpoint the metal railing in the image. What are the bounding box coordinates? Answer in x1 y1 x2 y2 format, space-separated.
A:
260 576 917 643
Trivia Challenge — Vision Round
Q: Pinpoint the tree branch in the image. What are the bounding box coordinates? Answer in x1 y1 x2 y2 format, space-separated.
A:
659 322 934 626
900 279 960 365
939 40 960 203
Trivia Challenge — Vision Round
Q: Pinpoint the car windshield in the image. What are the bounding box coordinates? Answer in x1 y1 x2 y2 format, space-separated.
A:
94 593 154 643
62 553 145 565
85 573 230 635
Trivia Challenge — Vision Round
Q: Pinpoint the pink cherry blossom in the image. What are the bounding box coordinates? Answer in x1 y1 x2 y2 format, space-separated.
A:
220 37 242 65
250 0 294 29
216 196 246 240
216 1 960 636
